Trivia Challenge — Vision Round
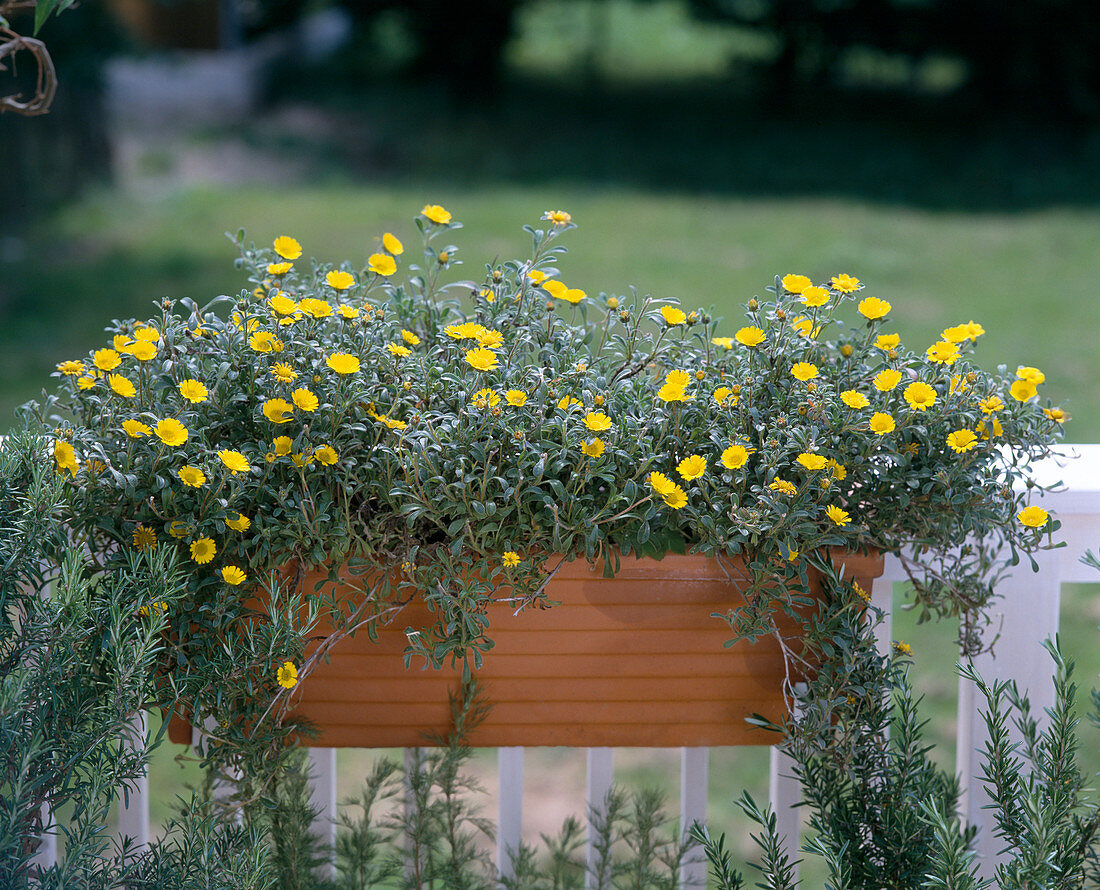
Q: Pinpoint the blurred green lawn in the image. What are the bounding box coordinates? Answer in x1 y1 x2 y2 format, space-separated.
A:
5 184 1097 438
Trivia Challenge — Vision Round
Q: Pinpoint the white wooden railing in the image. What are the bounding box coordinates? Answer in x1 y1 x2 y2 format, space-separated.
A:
31 444 1100 885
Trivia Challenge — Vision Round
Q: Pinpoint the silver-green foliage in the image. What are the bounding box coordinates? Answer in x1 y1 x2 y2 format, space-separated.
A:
0 434 272 889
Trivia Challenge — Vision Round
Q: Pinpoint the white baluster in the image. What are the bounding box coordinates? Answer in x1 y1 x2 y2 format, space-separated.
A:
30 802 57 873
497 747 524 879
679 747 708 889
585 747 614 890
958 544 1061 880
767 746 800 879
307 747 337 879
118 710 149 855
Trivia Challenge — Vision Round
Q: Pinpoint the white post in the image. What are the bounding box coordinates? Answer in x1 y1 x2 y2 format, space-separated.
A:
585 747 614 890
958 544 1062 878
954 444 1100 877
403 748 418 883
30 803 57 872
118 711 149 854
679 747 708 889
307 747 338 879
497 747 524 879
193 716 241 821
873 555 903 657
767 746 800 878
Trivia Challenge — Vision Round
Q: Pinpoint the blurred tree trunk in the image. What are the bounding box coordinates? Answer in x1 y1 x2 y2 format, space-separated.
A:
405 0 519 99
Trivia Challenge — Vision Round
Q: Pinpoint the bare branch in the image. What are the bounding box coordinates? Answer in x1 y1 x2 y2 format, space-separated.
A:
0 26 58 116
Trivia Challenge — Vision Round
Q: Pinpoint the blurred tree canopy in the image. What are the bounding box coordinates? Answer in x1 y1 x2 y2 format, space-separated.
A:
323 0 1098 118
687 0 1100 117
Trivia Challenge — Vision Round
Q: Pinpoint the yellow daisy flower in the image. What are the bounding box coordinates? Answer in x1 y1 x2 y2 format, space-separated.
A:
925 341 959 365
421 204 452 225
721 444 749 470
369 253 397 276
796 453 827 471
218 449 251 475
790 362 819 382
830 274 861 293
581 438 605 458
178 465 206 488
663 485 688 509
93 348 121 372
781 274 811 294
770 478 797 496
735 326 766 347
873 369 903 392
122 419 152 438
869 412 895 435
801 286 829 308
584 412 612 432
276 661 298 688
273 236 302 260
677 454 707 481
262 398 294 423
946 429 978 453
292 388 319 412
465 347 499 372
383 232 404 255
154 418 188 446
179 379 208 403
857 297 891 320
326 270 355 291
270 363 297 382
327 353 361 375
903 382 936 411
297 298 332 319
841 390 870 409
109 374 136 398
660 306 687 325
1017 506 1048 528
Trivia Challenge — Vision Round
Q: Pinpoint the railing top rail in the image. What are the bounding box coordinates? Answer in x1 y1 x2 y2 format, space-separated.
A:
1024 443 1100 512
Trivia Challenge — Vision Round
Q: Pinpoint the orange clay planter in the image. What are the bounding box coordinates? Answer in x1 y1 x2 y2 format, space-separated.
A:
169 551 883 748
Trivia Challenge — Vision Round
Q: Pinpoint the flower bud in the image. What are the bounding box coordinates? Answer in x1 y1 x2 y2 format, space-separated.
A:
840 344 854 357
492 269 503 282
594 394 605 406
748 299 758 311
607 296 619 309
546 301 556 311
695 370 705 380
775 309 786 320
619 310 630 322
438 251 449 264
